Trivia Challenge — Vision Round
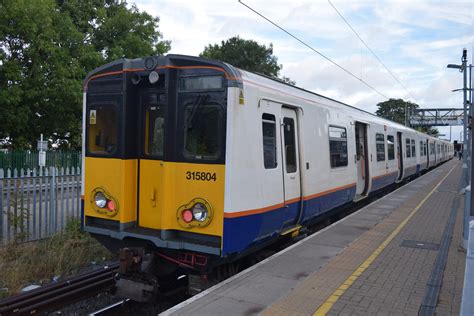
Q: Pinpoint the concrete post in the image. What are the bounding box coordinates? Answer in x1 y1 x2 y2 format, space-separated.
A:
465 185 471 249
461 220 474 315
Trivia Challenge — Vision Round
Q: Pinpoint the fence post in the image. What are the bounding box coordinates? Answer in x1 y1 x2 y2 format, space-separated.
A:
50 166 57 234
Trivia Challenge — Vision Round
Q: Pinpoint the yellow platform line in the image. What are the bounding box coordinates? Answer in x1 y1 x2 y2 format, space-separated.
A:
313 163 458 316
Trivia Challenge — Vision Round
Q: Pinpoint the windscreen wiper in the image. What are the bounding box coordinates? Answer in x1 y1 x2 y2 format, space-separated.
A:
186 94 208 129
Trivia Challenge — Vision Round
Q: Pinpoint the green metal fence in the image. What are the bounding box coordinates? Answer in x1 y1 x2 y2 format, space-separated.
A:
0 151 82 170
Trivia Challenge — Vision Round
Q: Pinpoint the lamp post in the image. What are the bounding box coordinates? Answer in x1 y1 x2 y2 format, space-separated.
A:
447 50 468 173
447 48 470 249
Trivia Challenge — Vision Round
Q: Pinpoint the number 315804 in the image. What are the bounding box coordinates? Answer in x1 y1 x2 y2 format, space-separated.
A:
186 171 217 182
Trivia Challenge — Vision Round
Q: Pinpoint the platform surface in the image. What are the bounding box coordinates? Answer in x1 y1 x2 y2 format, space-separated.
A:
162 160 466 315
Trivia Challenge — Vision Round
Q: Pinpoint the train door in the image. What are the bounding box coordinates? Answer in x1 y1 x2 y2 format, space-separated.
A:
137 90 166 229
397 132 403 181
280 108 302 227
355 122 369 196
426 139 429 168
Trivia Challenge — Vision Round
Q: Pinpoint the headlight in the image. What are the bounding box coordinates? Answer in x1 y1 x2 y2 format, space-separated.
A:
192 203 208 222
94 192 107 208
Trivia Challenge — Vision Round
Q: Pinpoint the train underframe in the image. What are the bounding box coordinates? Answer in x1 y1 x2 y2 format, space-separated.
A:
92 233 277 302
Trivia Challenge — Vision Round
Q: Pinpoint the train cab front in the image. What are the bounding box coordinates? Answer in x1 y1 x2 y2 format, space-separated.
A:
82 55 241 296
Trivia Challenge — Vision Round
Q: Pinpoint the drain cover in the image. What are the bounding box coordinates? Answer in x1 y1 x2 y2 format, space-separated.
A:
400 240 440 251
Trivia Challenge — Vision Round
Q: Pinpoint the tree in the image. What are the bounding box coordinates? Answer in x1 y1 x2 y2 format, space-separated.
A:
0 0 170 149
200 36 295 85
375 98 419 125
375 98 439 136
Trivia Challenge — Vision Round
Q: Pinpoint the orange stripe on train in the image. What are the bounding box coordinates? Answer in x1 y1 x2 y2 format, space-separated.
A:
224 183 356 219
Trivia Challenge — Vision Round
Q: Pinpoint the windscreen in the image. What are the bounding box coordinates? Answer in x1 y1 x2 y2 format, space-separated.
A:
183 102 222 160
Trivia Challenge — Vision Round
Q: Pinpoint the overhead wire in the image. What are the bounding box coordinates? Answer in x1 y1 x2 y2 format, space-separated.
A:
238 0 391 100
327 0 420 105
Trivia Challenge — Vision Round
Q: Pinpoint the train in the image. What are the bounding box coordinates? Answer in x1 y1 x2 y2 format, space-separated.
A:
81 54 453 301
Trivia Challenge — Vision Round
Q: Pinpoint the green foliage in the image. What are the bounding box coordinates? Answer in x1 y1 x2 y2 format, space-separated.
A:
64 217 83 239
375 98 439 136
4 186 30 243
0 218 114 296
0 0 170 149
375 98 419 125
200 36 295 85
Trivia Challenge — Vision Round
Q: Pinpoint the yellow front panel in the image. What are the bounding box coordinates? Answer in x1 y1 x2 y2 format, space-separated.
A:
84 157 137 224
139 160 224 237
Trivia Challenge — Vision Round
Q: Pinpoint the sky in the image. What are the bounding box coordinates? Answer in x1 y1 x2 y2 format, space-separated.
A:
135 0 473 141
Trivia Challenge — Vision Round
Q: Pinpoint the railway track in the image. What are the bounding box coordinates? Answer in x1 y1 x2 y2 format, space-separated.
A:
0 262 118 316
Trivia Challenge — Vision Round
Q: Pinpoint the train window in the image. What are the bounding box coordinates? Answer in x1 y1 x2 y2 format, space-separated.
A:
328 126 348 168
420 141 424 156
262 114 277 169
430 143 435 155
145 106 165 157
87 105 118 155
283 117 297 173
183 103 222 160
411 139 416 157
406 138 411 158
387 135 395 160
376 133 385 161
180 76 223 91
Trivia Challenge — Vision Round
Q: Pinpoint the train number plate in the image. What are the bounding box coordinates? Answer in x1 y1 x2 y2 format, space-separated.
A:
186 171 217 182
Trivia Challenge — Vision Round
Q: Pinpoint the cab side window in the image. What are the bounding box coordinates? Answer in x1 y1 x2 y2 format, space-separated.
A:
88 105 118 155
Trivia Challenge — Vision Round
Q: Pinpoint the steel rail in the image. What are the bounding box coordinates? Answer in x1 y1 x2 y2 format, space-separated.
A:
0 262 119 315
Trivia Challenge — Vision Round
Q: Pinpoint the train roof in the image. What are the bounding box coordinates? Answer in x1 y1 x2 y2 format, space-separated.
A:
236 67 450 143
84 54 450 144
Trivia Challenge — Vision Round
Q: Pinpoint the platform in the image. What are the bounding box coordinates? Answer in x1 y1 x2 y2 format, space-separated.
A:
162 159 466 315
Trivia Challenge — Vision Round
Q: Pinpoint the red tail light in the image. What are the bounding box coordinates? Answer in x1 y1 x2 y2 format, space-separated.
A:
182 209 193 223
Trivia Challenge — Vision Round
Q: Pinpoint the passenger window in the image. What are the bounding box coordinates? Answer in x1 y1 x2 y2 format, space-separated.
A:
329 126 348 168
88 105 118 155
419 141 424 156
262 114 277 169
376 133 385 161
283 117 297 173
411 139 416 157
406 138 411 158
184 103 222 160
387 135 395 160
145 106 165 157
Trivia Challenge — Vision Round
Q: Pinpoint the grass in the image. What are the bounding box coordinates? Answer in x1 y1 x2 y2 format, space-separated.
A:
0 218 115 298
